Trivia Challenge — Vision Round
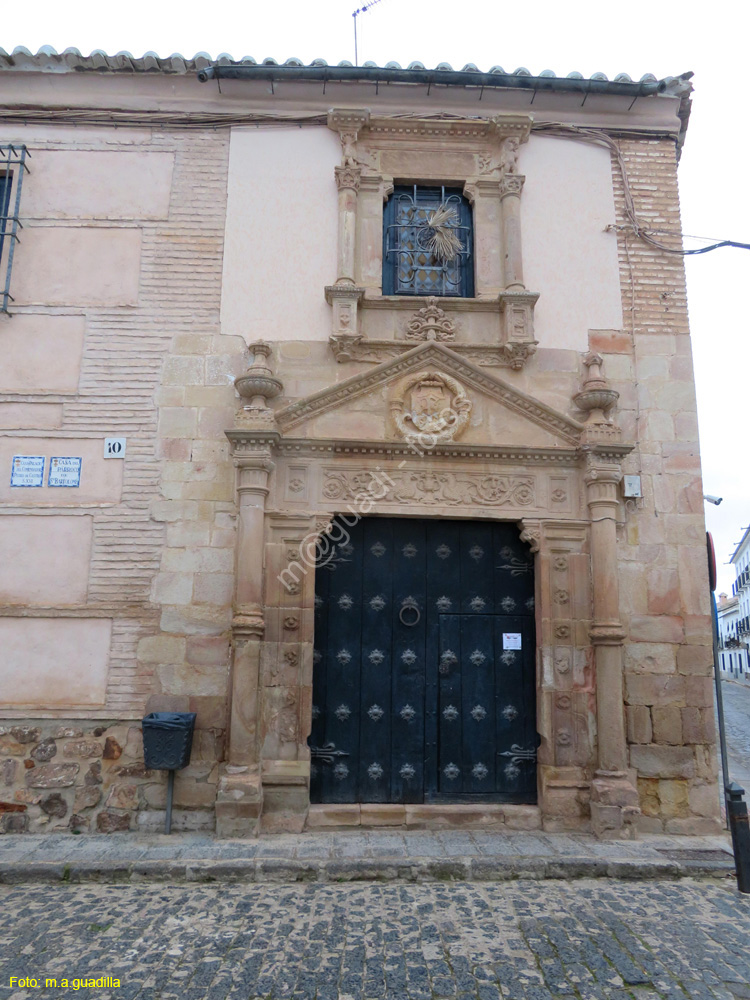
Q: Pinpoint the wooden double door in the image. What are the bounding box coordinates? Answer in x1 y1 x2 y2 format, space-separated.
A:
310 517 537 804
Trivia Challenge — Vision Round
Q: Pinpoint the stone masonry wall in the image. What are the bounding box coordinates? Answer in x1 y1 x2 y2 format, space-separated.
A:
1 127 237 831
0 721 222 833
598 138 719 833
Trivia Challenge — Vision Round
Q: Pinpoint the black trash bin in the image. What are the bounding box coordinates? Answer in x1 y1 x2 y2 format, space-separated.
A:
142 712 196 769
141 712 196 833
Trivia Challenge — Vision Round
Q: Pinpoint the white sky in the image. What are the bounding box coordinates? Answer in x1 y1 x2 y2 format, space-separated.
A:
4 0 750 591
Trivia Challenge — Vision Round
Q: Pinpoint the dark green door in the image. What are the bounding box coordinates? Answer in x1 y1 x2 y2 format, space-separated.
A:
309 517 537 804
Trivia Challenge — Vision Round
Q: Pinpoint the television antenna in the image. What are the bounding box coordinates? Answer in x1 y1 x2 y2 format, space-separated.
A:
352 0 384 67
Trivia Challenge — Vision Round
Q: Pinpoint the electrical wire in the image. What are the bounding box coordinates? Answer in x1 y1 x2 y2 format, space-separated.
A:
531 122 750 257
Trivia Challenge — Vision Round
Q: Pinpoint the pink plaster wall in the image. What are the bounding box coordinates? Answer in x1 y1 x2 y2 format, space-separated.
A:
23 150 174 220
221 128 340 343
0 314 85 393
0 437 123 505
521 137 624 348
0 617 112 708
0 404 63 429
0 515 92 605
12 228 142 306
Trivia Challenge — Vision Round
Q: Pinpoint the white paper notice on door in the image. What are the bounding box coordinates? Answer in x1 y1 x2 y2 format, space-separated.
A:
502 633 522 650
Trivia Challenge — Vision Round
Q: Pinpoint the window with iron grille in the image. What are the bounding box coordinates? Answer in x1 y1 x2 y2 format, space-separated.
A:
1 145 30 314
383 185 473 297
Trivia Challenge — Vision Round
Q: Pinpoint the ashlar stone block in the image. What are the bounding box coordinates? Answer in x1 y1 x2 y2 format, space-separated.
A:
651 705 682 745
626 705 652 745
630 744 695 779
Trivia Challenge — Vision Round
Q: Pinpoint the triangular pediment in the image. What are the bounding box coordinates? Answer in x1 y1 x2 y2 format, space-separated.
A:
275 342 583 448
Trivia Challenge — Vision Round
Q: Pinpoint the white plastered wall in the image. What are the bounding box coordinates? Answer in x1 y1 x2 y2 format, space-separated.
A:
221 128 340 343
221 128 623 351
520 136 623 349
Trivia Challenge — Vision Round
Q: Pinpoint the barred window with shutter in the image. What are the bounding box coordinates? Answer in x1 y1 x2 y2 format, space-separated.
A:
1 144 30 314
383 185 473 297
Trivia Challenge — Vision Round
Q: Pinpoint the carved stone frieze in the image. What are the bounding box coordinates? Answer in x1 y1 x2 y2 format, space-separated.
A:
329 338 537 369
404 298 456 341
390 370 472 444
321 468 536 508
367 113 532 142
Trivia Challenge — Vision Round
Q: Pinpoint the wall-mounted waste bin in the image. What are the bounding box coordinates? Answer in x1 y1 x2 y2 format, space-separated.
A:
141 712 196 832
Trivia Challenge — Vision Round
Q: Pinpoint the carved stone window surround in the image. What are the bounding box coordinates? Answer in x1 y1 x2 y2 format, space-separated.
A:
325 109 538 366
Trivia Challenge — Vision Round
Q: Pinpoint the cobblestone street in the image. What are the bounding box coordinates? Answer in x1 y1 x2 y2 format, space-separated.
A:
2 879 749 1000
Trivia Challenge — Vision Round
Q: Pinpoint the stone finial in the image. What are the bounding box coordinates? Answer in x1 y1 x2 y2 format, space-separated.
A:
234 341 283 423
574 352 619 423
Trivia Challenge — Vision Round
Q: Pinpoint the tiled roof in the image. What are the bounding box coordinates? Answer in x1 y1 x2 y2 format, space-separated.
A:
0 46 690 96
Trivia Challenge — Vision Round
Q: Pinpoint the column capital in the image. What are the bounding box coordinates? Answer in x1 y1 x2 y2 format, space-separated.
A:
589 622 627 646
335 165 361 191
463 177 502 203
499 174 525 198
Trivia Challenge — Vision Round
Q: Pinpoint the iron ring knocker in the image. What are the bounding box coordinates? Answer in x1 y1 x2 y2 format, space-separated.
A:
399 598 421 627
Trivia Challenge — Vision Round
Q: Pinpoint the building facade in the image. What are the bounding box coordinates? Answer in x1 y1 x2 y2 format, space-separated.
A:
717 593 747 680
718 528 750 681
0 49 720 837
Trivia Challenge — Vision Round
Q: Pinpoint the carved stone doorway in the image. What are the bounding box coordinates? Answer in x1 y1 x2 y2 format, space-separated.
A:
309 517 537 804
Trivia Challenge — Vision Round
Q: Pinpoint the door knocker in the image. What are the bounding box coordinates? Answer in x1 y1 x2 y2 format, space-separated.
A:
399 597 421 627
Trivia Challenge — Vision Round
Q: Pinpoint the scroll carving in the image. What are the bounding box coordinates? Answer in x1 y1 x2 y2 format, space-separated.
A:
322 469 536 508
404 298 456 342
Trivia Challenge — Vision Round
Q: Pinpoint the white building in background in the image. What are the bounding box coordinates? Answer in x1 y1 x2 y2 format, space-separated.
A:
717 592 747 679
725 528 750 679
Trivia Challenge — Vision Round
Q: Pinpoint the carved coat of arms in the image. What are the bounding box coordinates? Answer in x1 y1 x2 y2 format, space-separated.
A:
390 370 472 443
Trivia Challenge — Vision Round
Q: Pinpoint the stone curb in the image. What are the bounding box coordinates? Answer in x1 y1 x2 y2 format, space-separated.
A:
0 854 734 885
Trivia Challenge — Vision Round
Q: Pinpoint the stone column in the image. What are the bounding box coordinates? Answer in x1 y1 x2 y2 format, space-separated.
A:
216 344 281 837
499 172 525 290
229 455 273 765
576 354 640 837
586 461 628 769
464 178 503 298
334 165 361 286
585 456 640 839
497 156 538 354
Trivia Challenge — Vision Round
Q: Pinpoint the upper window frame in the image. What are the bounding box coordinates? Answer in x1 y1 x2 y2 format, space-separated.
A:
382 184 474 298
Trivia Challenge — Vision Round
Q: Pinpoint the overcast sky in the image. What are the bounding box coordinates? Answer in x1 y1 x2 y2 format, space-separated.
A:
5 0 750 591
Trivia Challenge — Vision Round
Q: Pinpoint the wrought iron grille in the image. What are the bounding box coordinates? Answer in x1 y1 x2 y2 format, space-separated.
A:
383 185 473 297
1 145 30 314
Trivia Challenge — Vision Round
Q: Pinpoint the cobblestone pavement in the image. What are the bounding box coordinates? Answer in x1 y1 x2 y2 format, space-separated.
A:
2 880 749 1000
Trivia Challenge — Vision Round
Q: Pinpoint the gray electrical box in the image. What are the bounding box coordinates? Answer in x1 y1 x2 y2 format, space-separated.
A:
622 475 643 498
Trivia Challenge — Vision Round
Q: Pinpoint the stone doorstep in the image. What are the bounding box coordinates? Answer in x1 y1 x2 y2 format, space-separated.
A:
306 803 541 830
